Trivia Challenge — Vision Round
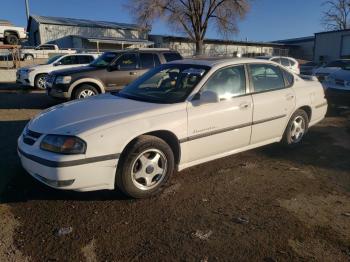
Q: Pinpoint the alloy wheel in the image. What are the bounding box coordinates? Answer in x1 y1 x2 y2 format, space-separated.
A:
131 149 168 190
290 115 305 143
78 89 96 99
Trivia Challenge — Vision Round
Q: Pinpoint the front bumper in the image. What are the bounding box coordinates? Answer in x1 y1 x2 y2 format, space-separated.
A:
46 81 70 99
325 88 350 107
18 135 119 192
16 71 33 86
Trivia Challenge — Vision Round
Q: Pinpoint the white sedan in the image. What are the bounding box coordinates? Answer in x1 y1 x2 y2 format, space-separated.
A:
18 58 328 198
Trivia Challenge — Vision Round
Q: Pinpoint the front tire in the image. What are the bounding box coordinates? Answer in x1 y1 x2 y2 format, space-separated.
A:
116 135 175 198
282 109 309 146
5 34 19 45
34 74 47 89
74 84 98 100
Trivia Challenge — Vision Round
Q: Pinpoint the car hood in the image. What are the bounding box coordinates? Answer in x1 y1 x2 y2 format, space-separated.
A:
28 94 172 136
52 65 102 76
329 69 350 80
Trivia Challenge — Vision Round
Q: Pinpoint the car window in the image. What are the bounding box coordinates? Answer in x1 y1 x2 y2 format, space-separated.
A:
59 55 79 65
90 52 118 67
281 68 294 87
280 58 291 67
163 52 182 62
202 65 246 99
77 55 94 64
140 53 155 68
115 53 138 70
154 54 161 66
249 64 285 92
271 58 281 64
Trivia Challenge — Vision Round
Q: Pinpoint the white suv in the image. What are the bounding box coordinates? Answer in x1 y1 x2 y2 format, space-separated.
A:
16 53 99 89
256 56 300 74
18 58 327 198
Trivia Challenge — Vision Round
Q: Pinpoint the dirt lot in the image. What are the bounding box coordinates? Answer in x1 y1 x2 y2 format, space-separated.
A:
0 86 350 261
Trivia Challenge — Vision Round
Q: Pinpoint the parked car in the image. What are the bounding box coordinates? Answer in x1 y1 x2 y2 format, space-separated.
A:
256 56 300 74
0 20 27 45
16 53 99 89
313 59 350 82
300 61 323 75
324 67 350 107
20 44 77 61
46 49 183 100
18 58 327 198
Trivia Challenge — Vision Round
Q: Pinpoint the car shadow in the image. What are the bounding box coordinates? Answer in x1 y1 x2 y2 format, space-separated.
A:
0 92 60 110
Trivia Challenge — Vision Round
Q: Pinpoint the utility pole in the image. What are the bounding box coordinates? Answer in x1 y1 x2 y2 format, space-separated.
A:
25 0 30 21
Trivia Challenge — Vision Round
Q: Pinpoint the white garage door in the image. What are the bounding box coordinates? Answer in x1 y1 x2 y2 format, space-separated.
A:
341 35 350 56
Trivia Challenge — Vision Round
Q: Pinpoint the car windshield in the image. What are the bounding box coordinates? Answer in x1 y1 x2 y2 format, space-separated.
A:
47 55 63 64
90 52 119 67
117 64 210 103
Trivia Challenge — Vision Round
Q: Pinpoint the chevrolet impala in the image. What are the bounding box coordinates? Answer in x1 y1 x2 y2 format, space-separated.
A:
18 58 328 198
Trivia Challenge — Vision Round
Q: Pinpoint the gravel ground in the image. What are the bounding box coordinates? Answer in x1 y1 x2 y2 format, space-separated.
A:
0 86 349 261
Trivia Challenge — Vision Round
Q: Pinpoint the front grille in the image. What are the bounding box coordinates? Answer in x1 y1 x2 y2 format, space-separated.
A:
23 128 42 146
335 79 345 86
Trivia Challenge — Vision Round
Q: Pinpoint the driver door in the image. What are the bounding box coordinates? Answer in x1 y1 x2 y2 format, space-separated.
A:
104 53 146 90
184 65 253 163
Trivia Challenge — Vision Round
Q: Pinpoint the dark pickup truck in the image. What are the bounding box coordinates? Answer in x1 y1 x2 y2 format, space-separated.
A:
46 49 183 100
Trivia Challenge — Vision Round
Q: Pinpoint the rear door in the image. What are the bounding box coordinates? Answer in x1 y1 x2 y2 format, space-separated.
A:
248 63 296 144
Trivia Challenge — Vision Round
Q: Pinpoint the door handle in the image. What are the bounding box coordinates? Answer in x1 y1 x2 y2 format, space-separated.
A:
129 72 137 75
285 94 294 101
239 102 250 110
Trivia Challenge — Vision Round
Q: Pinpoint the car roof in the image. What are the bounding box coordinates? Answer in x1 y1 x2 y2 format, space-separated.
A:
170 57 276 67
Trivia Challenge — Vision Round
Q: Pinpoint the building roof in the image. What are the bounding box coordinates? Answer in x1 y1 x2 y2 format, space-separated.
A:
315 28 350 35
273 36 315 44
78 36 154 46
149 34 292 47
29 15 141 31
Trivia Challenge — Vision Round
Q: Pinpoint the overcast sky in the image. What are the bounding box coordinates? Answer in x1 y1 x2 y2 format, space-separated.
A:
1 0 325 41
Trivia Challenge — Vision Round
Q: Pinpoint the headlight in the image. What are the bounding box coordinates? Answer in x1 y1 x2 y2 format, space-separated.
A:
40 135 86 154
345 81 350 88
55 76 72 84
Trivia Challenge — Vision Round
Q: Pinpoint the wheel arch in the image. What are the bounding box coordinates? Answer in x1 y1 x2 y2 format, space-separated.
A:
68 78 105 98
4 30 19 37
119 130 181 167
298 105 312 122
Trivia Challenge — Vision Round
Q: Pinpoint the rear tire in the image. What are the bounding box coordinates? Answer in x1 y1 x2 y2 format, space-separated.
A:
34 74 47 89
116 135 175 199
5 34 19 45
73 84 98 100
282 109 309 146
24 54 34 61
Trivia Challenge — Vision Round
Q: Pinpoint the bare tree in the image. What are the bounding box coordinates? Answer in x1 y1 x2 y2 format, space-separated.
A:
322 0 350 30
129 0 250 55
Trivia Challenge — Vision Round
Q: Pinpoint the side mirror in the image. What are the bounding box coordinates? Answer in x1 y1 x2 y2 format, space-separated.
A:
197 90 220 104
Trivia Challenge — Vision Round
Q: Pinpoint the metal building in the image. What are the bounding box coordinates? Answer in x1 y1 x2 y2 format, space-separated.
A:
149 34 291 58
273 36 315 61
314 29 350 63
26 15 153 51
